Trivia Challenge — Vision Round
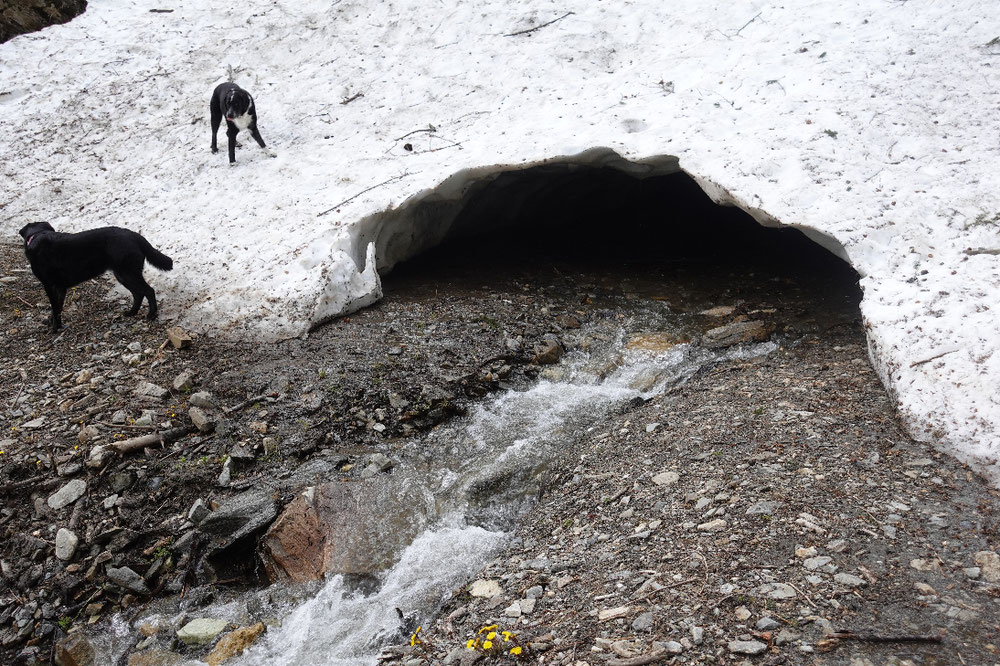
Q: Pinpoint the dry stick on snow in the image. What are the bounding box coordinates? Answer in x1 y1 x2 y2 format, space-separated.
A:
222 391 280 416
909 348 959 368
110 425 196 455
317 173 412 217
504 11 575 37
341 92 364 105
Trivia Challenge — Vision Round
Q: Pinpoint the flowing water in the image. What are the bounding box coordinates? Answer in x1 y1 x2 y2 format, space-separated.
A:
201 316 778 665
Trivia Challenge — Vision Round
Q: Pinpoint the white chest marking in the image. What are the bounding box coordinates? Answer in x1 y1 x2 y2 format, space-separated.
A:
231 113 253 130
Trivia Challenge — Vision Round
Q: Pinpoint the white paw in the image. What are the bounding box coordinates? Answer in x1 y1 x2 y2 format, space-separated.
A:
264 148 278 158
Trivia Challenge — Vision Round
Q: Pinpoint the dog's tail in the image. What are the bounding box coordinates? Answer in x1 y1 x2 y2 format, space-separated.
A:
140 237 174 272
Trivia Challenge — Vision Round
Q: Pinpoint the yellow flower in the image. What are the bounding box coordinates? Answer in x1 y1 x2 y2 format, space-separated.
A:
466 639 476 649
502 631 514 641
510 646 523 655
478 624 497 634
410 626 422 646
487 632 497 640
483 640 493 649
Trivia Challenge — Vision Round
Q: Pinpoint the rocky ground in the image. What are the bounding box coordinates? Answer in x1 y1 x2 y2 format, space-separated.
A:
2 231 1000 666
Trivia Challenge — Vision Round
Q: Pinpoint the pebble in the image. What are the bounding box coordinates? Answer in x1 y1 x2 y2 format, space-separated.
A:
107 566 150 595
652 471 680 486
974 551 1000 582
189 391 218 409
136 381 170 400
833 573 866 587
177 618 228 646
697 518 727 532
758 583 796 599
632 612 654 632
54 528 78 561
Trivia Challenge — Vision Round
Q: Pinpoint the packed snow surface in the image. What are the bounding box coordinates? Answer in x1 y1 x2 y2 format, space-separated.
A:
1 2 998 463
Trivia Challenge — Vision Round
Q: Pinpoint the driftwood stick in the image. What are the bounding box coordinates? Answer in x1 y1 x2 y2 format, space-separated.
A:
0 475 61 495
111 425 195 455
504 11 574 37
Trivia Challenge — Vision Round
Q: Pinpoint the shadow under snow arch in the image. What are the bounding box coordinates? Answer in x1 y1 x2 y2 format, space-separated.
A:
351 149 851 282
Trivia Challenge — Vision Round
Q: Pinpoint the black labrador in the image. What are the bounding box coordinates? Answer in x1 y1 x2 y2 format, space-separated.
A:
19 221 173 332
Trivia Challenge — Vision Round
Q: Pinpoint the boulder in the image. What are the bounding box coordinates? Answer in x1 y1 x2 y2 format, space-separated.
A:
54 634 95 666
261 478 425 582
205 623 266 666
176 618 228 646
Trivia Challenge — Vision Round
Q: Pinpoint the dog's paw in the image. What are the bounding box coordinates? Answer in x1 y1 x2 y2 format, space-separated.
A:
211 146 218 153
264 148 277 158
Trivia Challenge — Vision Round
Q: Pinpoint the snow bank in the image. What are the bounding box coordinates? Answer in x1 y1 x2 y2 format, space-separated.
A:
1 1 998 461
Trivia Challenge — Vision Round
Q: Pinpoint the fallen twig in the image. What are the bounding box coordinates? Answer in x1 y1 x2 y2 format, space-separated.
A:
910 349 959 368
317 173 412 217
111 425 195 455
0 475 61 495
505 11 574 37
607 650 667 666
340 92 364 105
817 630 943 652
223 391 280 415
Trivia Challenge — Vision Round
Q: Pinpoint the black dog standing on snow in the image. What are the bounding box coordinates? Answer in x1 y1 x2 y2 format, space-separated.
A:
210 82 273 164
19 222 173 332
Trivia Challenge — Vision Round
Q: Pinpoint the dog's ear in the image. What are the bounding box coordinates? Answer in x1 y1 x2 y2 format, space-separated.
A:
18 223 30 239
41 222 55 232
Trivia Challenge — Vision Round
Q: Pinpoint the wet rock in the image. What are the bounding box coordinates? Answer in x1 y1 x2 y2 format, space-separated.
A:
47 479 87 510
701 320 773 349
261 479 425 582
205 622 265 666
187 499 211 525
107 566 149 595
53 634 95 666
532 339 564 364
198 489 277 577
54 528 78 561
176 618 228 646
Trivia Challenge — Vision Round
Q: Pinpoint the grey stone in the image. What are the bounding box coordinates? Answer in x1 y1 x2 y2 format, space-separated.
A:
107 566 149 595
173 369 198 392
746 500 780 515
652 470 680 486
54 528 78 561
137 382 170 400
834 573 866 587
728 639 767 655
187 499 211 524
189 391 217 409
47 479 87 510
756 616 781 631
189 406 216 433
632 611 654 632
525 585 544 599
532 339 564 364
757 582 796 599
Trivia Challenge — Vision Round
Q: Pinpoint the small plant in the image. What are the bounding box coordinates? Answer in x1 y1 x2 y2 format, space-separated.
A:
823 129 838 139
465 624 529 659
57 616 72 631
152 545 171 561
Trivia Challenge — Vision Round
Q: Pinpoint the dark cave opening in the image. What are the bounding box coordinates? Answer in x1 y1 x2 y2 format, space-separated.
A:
387 164 859 290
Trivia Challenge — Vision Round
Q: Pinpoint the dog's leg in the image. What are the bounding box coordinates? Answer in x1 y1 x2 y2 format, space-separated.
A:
114 270 158 320
226 122 239 164
45 285 66 332
249 123 277 158
210 97 222 153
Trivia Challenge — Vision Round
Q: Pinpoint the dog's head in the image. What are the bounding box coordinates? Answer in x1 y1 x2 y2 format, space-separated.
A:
19 221 54 248
223 87 254 121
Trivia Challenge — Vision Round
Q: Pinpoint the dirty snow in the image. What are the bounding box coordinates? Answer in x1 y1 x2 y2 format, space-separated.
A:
0 2 998 463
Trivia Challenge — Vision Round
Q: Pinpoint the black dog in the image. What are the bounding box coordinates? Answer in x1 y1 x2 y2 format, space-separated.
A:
19 222 173 332
210 82 273 164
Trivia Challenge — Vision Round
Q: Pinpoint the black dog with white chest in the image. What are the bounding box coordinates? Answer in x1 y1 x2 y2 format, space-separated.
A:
210 82 273 164
19 222 173 332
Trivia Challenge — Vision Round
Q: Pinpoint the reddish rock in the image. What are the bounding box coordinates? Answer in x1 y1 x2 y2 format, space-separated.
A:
261 478 423 582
